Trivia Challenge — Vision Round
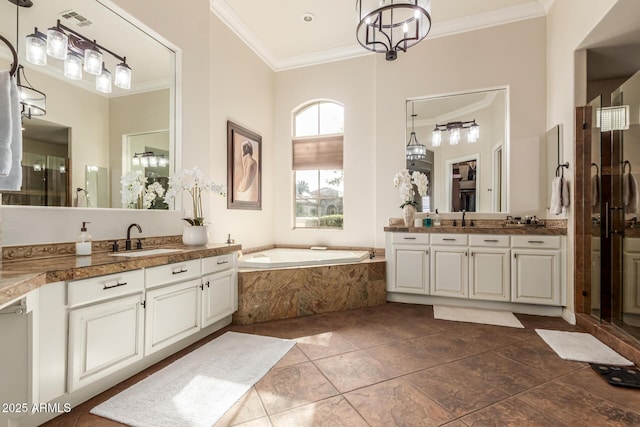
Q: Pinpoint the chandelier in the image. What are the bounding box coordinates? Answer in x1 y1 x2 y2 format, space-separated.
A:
356 0 432 61
24 19 132 93
432 120 480 146
406 102 427 160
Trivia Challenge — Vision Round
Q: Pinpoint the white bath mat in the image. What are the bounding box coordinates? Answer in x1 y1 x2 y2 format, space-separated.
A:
433 305 524 328
91 331 295 427
536 329 633 366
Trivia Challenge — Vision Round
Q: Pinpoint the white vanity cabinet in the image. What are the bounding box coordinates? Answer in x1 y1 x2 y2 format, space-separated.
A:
144 259 202 356
201 253 237 327
67 270 145 392
430 234 468 298
511 235 562 306
469 235 511 301
386 233 430 294
623 238 640 314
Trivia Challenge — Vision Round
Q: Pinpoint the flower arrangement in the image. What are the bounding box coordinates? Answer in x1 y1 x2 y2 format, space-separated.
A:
393 169 429 208
164 167 226 226
120 171 166 209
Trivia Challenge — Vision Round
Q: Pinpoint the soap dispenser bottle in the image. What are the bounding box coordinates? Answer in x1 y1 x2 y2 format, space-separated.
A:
434 209 441 227
76 222 92 256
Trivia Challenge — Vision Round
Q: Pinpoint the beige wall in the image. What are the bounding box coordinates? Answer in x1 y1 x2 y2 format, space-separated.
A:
375 17 547 247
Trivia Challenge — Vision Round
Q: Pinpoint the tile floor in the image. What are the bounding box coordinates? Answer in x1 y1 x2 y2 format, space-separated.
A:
44 303 640 426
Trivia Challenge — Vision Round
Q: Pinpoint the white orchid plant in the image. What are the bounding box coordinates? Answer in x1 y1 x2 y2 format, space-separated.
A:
164 167 226 226
121 171 166 209
393 169 429 209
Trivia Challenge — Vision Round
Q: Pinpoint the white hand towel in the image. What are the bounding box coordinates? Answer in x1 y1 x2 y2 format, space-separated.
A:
550 176 563 215
561 176 570 207
0 70 15 176
0 72 22 190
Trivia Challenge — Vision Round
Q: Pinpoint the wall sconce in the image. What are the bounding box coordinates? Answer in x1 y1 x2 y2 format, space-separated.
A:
25 20 132 93
132 152 168 168
597 106 629 132
432 120 479 146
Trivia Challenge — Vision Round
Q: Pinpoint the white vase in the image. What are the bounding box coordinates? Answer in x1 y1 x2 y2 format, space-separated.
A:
182 225 209 246
402 204 416 227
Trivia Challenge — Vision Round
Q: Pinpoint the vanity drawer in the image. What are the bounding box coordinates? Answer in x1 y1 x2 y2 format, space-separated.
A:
391 233 429 244
68 269 144 308
145 259 201 289
469 235 510 247
511 235 561 249
430 234 468 246
202 254 236 275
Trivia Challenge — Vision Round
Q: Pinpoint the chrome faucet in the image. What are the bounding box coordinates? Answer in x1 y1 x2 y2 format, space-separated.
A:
461 210 466 227
126 223 142 250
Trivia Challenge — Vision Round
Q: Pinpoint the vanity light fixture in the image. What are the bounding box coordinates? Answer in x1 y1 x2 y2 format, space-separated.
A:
432 119 480 146
24 19 132 92
356 0 432 61
132 152 168 168
406 102 427 160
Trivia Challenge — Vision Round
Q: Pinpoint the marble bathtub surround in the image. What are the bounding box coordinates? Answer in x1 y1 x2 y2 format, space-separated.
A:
0 243 241 308
242 244 386 258
234 260 386 325
2 235 184 262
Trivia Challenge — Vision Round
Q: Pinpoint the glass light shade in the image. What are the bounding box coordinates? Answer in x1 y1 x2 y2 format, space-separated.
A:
406 132 427 160
468 123 479 143
449 127 460 145
158 156 169 167
25 33 47 66
148 156 159 167
46 27 68 60
140 156 150 167
132 156 140 166
432 129 441 147
96 67 112 94
84 48 103 75
114 63 132 90
64 53 83 80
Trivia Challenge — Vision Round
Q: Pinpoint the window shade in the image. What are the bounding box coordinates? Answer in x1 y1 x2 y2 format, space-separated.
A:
292 136 343 170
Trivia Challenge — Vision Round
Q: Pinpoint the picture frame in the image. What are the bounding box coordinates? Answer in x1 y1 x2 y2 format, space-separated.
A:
227 121 262 210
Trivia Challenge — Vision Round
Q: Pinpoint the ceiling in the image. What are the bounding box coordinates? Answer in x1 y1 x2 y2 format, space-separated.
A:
211 0 556 71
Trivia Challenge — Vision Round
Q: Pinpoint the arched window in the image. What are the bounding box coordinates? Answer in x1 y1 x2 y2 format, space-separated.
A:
292 101 344 229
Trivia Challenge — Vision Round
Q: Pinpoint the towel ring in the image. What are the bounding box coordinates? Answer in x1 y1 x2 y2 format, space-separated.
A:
0 35 18 77
622 160 631 174
555 162 569 177
591 163 599 176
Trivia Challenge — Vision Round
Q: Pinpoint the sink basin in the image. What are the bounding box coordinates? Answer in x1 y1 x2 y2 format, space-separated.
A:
110 248 184 257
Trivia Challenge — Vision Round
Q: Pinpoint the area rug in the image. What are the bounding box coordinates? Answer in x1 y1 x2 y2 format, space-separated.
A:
91 331 295 427
535 329 633 366
433 305 524 328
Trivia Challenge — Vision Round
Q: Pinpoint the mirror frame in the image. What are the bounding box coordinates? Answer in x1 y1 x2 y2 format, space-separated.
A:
407 86 510 214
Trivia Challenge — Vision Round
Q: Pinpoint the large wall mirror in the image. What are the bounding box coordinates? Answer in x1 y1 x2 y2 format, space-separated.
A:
0 0 176 209
406 88 508 213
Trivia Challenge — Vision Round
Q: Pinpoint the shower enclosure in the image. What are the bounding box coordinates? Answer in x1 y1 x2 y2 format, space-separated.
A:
587 68 640 342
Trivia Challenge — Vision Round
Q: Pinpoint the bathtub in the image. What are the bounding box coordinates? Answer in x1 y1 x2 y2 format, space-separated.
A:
237 248 370 269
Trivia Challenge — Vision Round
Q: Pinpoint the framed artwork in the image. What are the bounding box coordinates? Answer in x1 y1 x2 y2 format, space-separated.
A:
227 121 262 210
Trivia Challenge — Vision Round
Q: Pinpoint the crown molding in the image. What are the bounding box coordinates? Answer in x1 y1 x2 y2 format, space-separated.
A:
211 0 546 72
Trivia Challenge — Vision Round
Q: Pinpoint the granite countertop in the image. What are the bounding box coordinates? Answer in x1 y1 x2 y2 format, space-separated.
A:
0 243 241 309
384 225 567 235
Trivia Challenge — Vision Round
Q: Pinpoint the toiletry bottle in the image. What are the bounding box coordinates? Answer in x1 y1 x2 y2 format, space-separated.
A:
434 209 441 227
424 211 432 227
76 222 92 256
